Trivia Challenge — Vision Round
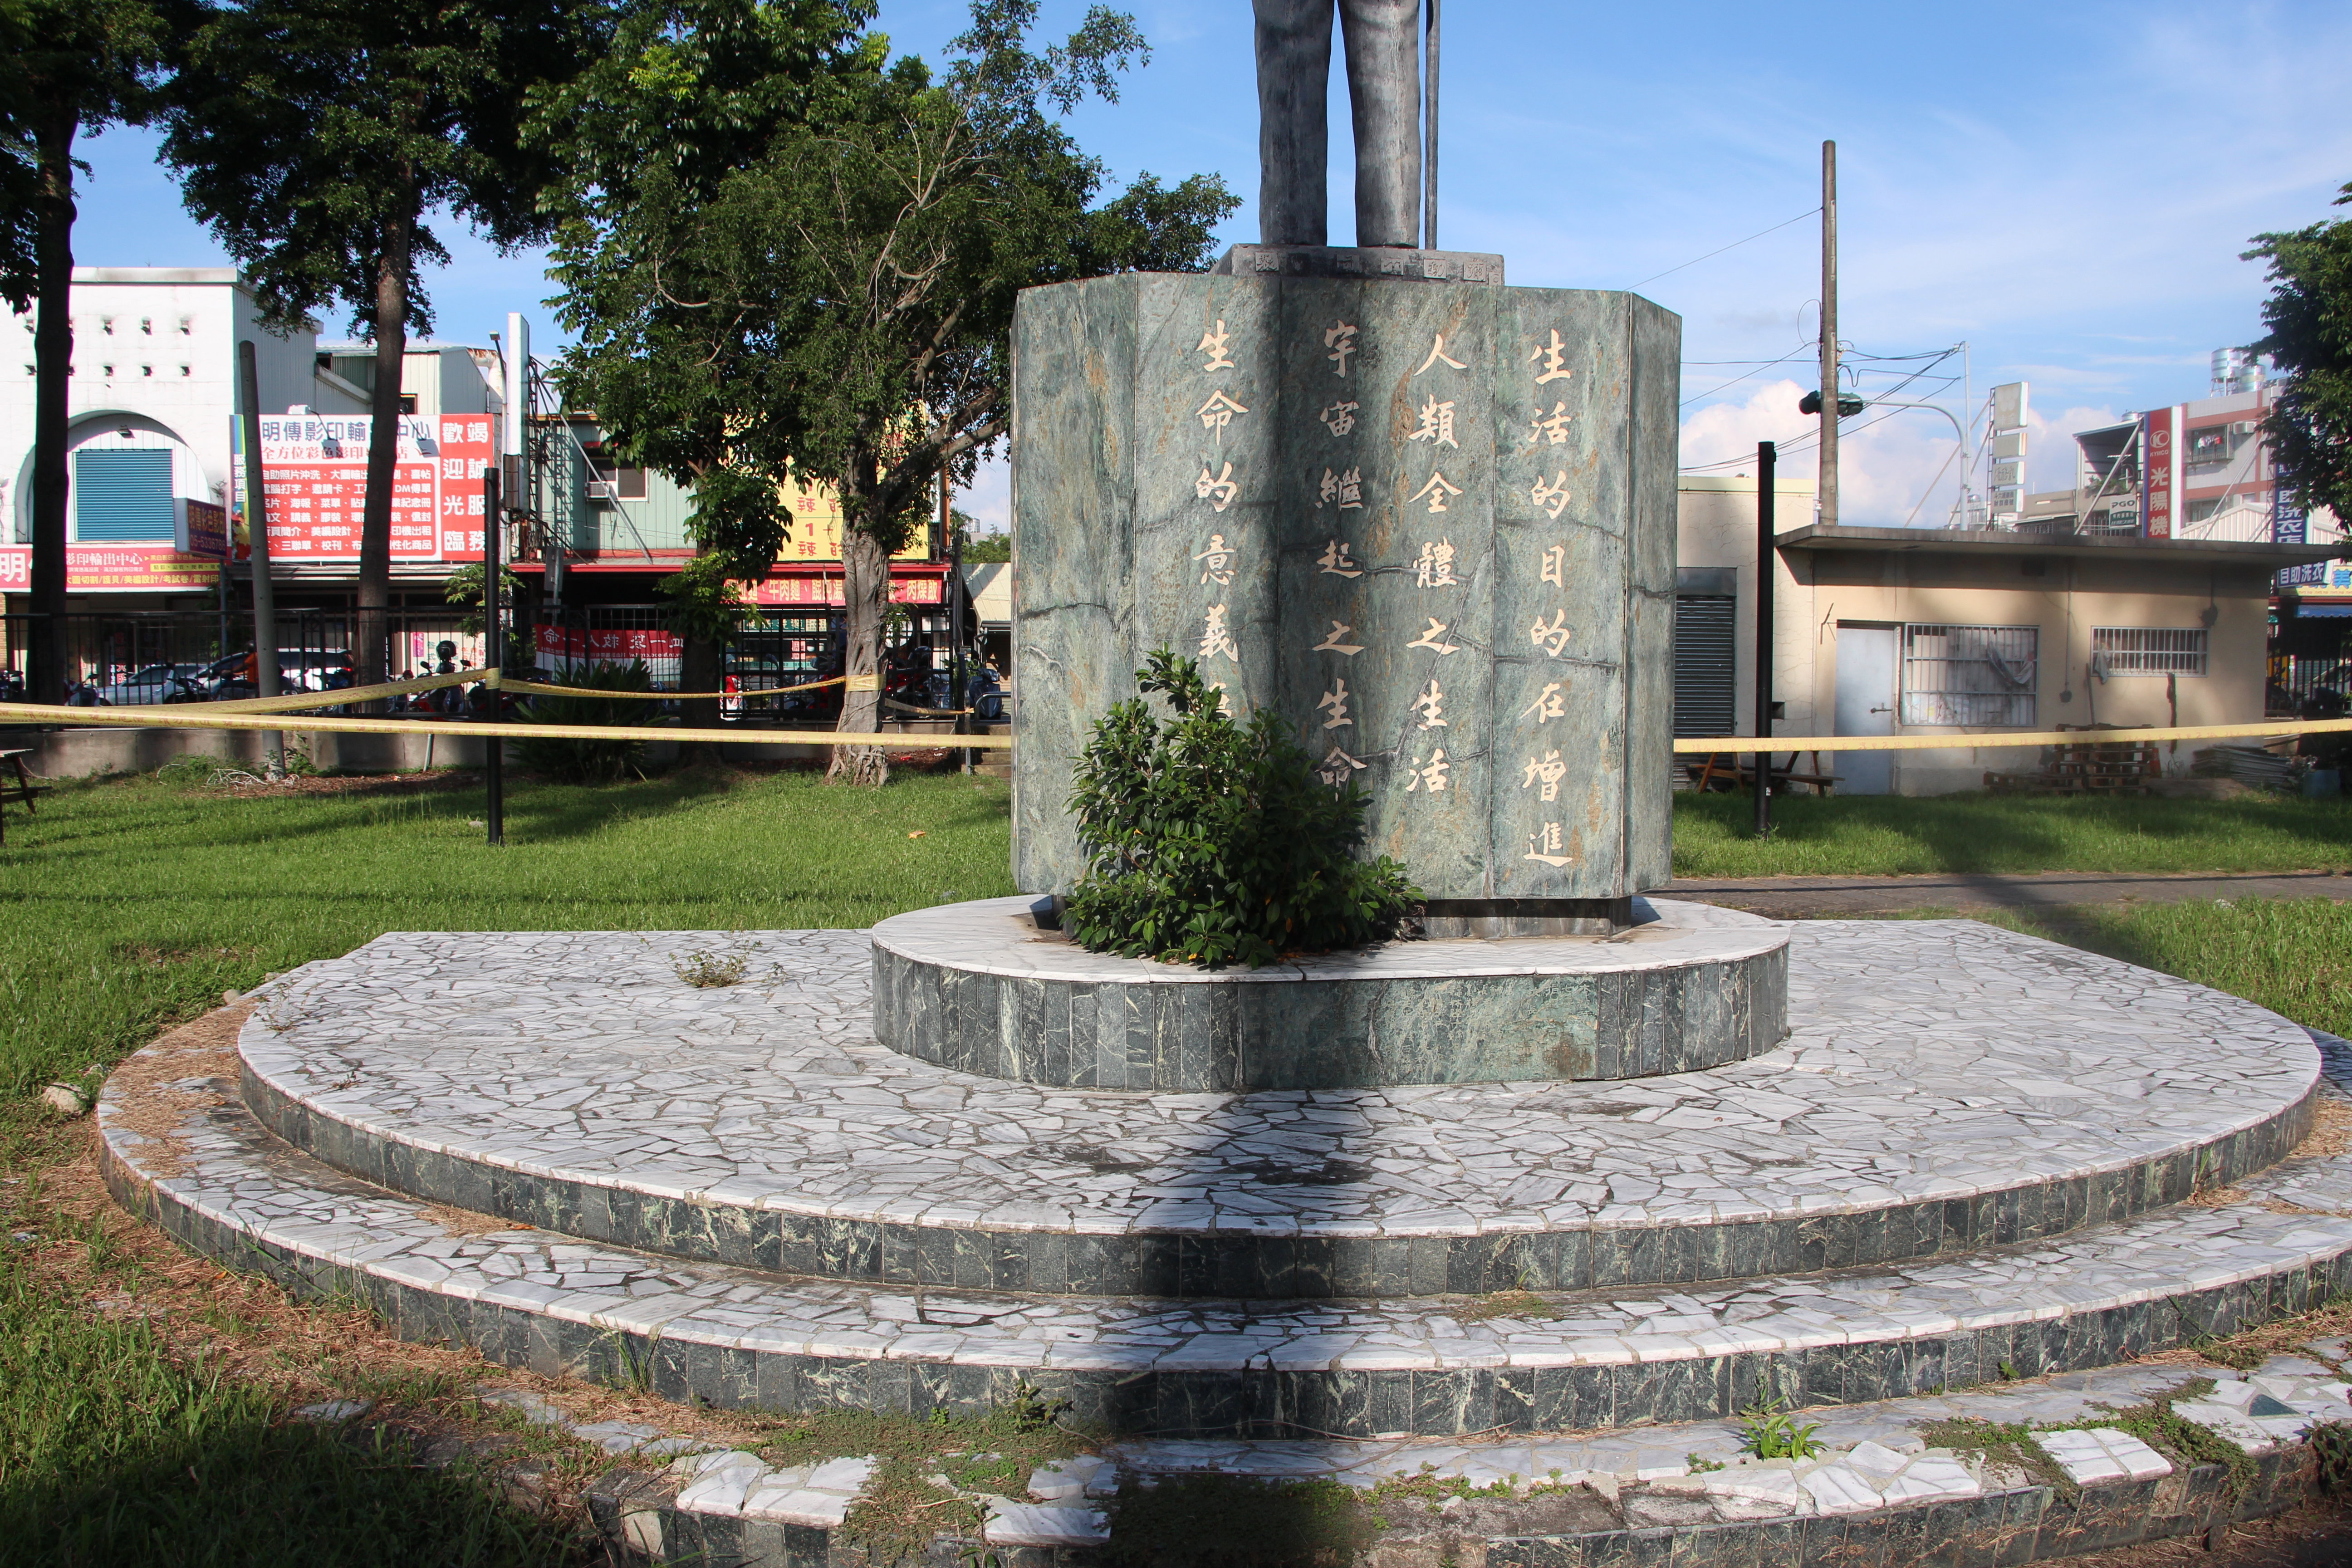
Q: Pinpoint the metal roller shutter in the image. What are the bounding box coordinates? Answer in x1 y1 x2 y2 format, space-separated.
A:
1672 594 1736 739
74 448 175 541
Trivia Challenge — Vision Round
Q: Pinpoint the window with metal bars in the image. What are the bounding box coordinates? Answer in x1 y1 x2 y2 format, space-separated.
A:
1900 624 2038 726
2090 627 2208 677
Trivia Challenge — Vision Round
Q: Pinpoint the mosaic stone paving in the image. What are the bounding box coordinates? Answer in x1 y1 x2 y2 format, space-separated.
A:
238 921 2316 1265
98 1041 2352 1435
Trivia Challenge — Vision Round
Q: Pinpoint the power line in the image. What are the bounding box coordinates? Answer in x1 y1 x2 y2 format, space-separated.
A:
1625 208 1822 291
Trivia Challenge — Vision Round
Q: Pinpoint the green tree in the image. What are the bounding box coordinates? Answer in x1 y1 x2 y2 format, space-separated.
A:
0 0 166 703
954 507 1010 563
2248 182 2352 519
541 0 1233 783
159 0 611 693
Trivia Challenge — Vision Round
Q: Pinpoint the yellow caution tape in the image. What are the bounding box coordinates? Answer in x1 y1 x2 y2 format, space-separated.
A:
115 667 494 716
0 702 1013 748
1673 717 2352 754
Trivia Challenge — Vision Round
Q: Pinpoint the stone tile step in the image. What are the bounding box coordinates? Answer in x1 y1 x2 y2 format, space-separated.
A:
238 921 2319 1298
98 1036 2352 1440
592 1355 2352 1565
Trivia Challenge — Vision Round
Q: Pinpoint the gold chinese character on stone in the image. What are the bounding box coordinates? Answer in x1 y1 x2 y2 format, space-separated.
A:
1415 334 1468 375
1198 603 1240 663
1528 401 1572 446
1319 400 1359 437
1404 748 1451 792
1522 681 1565 723
1407 396 1457 448
1317 747 1367 787
1413 537 1460 587
1317 539 1362 578
1196 460 1239 513
1317 679 1352 730
1521 749 1567 802
1196 389 1250 441
1406 617 1460 655
1531 471 1571 520
1529 610 1571 657
1540 543 1566 588
1313 621 1365 656
1529 329 1573 385
1325 321 1358 377
1196 318 1235 372
1410 679 1447 729
1410 472 1463 515
1525 820 1573 866
1318 467 1364 511
1194 533 1239 586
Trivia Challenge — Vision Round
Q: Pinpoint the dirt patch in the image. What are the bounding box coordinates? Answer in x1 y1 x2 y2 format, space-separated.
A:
96 1004 247 1177
2300 1098 2352 1161
423 1205 533 1237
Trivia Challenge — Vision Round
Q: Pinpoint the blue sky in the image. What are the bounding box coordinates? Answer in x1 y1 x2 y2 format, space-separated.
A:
67 0 2352 528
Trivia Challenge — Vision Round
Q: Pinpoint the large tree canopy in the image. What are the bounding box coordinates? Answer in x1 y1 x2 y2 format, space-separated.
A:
539 0 1234 779
0 0 165 702
162 0 612 688
2249 181 2352 520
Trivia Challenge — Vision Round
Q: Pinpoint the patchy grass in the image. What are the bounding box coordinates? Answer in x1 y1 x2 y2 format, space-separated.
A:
1862 898 2352 1040
2053 1377 2257 1499
1671 789 2352 879
1916 1416 2071 1495
0 766 1014 1115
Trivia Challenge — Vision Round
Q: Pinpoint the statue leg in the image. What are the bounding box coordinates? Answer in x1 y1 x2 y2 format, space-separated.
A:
1254 0 1331 247
1338 0 1421 248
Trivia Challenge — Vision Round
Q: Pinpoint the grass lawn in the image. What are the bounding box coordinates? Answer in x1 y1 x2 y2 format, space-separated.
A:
0 766 1018 1105
1671 789 2352 879
1884 897 2352 1043
0 765 2348 1564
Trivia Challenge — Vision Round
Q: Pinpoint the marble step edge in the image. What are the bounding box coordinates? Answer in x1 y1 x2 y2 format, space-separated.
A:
235 1050 2319 1304
601 1355 2352 1566
100 1045 2352 1441
609 1448 2328 1568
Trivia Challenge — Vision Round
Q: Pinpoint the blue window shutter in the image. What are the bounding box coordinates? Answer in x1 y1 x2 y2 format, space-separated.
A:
74 449 175 541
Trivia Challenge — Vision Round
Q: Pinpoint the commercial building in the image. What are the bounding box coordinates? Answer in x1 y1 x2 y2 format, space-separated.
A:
1675 474 2338 795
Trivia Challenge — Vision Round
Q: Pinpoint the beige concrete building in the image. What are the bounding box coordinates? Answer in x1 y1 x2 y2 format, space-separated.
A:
1675 475 2339 795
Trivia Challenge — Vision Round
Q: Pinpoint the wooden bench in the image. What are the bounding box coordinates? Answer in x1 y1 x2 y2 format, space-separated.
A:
1686 750 1842 797
0 750 51 844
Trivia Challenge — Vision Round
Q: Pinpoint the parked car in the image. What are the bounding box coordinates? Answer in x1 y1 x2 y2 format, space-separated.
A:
197 649 357 701
93 663 209 706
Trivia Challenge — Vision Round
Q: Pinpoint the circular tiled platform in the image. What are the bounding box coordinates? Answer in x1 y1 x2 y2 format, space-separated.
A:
869 896 1790 1090
233 918 2318 1299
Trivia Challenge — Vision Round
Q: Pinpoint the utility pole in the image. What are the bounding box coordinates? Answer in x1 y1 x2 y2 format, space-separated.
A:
236 340 285 779
481 466 504 846
1818 139 1839 529
1753 441 1776 839
944 471 967 774
1422 0 1440 250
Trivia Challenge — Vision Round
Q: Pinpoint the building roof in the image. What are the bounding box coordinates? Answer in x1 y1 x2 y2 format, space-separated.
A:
69 267 240 285
1771 523 2337 568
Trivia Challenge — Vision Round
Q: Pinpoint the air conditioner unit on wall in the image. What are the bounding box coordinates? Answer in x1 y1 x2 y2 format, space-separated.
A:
586 480 616 501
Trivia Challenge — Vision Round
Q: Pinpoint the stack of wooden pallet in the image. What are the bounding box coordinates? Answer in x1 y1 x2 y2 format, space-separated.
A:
1984 725 2159 794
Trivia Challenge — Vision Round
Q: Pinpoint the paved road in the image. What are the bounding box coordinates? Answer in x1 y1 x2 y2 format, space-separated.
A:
1658 868 2352 918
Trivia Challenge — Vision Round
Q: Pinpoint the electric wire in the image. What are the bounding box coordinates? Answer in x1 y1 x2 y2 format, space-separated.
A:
1624 207 1822 291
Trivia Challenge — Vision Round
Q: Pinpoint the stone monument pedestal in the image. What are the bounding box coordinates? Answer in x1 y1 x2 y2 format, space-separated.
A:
870 895 1788 1093
1009 247 1681 924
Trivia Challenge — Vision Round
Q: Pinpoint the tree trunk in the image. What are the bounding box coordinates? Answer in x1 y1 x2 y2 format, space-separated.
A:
356 205 413 699
828 525 890 786
678 627 723 764
27 109 76 706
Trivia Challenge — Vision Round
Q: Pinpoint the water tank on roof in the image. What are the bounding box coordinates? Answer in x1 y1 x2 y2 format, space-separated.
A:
2211 347 2264 396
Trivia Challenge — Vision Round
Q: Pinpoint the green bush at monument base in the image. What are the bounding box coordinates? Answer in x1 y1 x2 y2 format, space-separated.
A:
1063 650 1420 970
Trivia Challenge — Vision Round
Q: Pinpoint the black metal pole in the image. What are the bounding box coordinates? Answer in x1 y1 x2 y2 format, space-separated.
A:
236 341 285 777
1754 441 1775 838
482 466 503 845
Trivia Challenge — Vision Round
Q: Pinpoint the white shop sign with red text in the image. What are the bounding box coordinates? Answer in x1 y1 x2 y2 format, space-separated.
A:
256 413 498 560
